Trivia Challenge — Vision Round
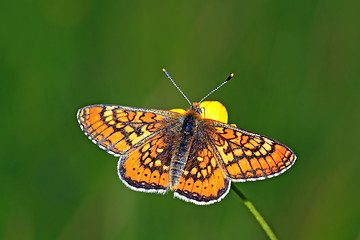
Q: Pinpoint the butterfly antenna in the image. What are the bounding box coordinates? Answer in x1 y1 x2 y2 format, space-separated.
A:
198 73 234 104
162 68 192 106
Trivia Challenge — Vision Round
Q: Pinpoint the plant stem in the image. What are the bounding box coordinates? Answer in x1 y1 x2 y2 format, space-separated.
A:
231 185 278 240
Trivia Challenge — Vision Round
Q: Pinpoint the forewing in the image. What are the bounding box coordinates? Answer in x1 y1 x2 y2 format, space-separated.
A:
174 134 230 205
207 121 296 181
77 105 177 156
118 131 176 193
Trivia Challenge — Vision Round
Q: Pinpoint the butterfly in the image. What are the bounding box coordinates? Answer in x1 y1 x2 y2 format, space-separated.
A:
77 69 296 205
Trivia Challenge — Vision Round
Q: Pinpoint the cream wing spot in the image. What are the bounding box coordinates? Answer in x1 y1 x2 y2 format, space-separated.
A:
263 142 272 151
105 116 113 122
124 125 134 133
191 167 198 175
142 143 151 152
103 110 113 117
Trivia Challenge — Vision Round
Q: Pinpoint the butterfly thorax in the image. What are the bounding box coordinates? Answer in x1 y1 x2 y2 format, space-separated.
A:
169 108 204 190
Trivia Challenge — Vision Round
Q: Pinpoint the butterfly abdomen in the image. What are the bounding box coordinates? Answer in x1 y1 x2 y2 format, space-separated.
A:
169 111 201 190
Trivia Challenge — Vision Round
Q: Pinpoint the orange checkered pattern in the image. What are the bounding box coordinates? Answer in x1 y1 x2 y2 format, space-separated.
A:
77 102 296 205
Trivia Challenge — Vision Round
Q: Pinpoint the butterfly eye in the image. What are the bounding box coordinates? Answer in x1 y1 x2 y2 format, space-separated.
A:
198 107 205 116
197 106 204 115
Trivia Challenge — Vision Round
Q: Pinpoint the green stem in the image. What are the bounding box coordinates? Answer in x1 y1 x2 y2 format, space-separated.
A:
231 185 278 240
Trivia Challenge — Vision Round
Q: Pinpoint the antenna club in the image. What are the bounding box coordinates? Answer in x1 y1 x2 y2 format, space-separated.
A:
162 68 166 72
198 72 233 104
225 73 234 82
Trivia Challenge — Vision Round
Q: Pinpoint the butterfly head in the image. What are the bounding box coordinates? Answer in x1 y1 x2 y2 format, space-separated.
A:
190 102 202 114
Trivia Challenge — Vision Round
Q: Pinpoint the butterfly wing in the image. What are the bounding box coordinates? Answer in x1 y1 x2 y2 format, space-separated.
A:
77 105 178 156
78 104 180 192
174 132 230 205
118 130 178 193
206 121 296 181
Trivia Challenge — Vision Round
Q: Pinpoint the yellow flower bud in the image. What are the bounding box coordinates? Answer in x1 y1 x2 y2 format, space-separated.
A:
198 101 228 124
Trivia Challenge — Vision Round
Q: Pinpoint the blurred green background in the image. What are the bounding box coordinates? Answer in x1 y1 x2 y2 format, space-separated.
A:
1 0 359 239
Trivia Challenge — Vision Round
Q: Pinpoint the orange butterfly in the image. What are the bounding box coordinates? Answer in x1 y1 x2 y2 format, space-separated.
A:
77 69 296 205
